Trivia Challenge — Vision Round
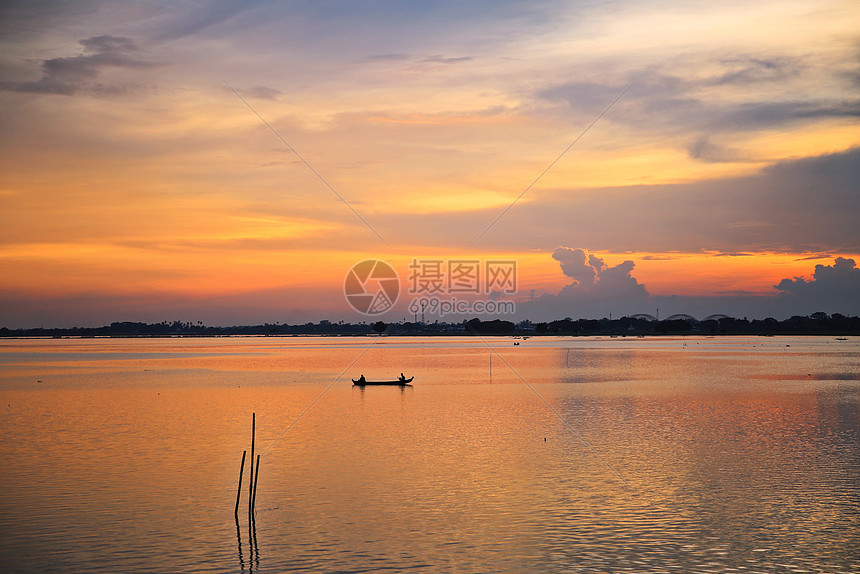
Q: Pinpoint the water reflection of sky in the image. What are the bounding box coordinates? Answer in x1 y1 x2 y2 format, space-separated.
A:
0 336 857 572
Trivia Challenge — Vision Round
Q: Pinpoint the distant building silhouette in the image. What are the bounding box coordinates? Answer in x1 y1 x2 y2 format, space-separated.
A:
665 313 697 322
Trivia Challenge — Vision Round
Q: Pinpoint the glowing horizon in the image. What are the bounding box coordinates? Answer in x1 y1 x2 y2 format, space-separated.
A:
1 1 858 328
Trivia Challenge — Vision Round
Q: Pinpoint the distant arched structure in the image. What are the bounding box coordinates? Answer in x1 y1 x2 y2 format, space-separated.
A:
665 313 697 322
627 314 657 322
702 314 732 321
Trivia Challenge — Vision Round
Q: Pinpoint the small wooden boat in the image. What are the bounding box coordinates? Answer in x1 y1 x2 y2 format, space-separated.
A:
352 376 413 386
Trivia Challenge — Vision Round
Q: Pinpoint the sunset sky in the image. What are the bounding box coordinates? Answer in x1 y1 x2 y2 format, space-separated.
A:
1 0 858 327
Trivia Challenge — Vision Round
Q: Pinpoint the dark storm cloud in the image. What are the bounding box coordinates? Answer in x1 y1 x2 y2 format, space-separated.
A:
0 35 163 96
536 149 857 253
550 247 647 299
656 257 860 319
376 148 860 255
776 257 860 303
552 247 600 285
521 252 860 322
522 247 650 319
539 54 859 134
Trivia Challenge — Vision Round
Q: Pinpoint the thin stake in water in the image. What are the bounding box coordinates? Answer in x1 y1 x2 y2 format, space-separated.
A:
234 450 246 519
251 454 261 513
248 413 255 516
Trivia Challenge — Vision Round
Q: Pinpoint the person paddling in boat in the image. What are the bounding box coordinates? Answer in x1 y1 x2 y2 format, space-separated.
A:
358 374 366 384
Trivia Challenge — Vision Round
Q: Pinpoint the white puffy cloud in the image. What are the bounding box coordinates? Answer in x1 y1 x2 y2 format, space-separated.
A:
521 248 650 319
551 247 647 298
523 252 860 322
773 257 860 315
551 247 598 286
650 257 860 321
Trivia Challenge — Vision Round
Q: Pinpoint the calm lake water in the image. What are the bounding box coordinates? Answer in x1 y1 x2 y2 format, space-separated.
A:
1 335 858 573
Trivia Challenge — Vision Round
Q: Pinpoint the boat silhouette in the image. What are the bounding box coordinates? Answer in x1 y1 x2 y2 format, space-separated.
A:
352 375 413 386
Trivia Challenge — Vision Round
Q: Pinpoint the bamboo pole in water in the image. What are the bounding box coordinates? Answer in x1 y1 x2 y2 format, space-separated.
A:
234 450 246 518
251 454 261 513
248 413 255 515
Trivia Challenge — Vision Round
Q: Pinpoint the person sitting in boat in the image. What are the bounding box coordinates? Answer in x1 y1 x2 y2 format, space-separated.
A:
358 374 366 384
398 373 406 382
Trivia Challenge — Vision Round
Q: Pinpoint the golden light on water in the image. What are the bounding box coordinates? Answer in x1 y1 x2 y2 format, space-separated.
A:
2 337 858 571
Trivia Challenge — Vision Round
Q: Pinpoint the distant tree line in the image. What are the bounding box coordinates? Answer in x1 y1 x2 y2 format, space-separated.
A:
532 313 860 335
1 312 859 337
